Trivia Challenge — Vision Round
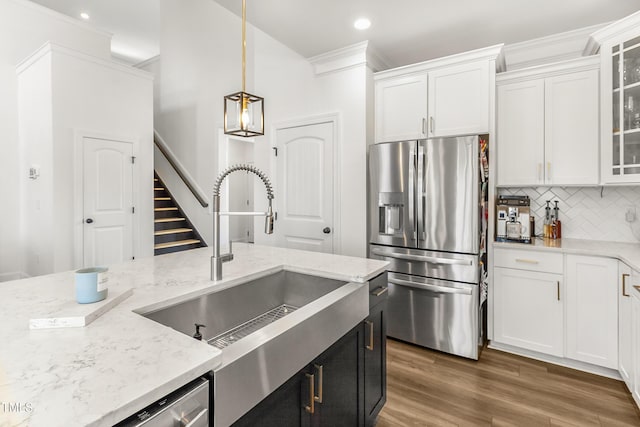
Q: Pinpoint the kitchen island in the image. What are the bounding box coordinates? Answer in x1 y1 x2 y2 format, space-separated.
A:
0 244 387 427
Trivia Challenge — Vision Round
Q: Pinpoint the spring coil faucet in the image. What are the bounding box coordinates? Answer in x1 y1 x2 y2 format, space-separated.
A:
211 164 275 281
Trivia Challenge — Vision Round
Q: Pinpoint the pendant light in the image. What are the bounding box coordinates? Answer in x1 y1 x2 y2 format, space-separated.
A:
224 0 264 137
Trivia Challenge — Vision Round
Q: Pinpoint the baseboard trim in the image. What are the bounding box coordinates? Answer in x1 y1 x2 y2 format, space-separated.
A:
488 341 622 380
0 272 30 282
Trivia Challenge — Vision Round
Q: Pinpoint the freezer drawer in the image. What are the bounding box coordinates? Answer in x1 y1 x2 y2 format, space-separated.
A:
386 272 480 359
369 244 478 284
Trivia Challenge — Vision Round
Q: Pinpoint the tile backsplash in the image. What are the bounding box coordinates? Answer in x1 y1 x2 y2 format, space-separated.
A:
498 187 640 243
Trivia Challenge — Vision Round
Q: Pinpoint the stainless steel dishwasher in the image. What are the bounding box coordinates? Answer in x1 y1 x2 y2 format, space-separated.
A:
114 376 210 427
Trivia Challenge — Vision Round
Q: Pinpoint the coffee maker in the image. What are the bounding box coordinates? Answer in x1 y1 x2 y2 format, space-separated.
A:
496 195 531 243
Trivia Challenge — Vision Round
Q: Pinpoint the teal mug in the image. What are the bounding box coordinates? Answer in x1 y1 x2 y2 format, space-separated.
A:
75 267 109 304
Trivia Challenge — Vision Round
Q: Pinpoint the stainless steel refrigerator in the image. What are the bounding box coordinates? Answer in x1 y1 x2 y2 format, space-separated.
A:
368 135 489 360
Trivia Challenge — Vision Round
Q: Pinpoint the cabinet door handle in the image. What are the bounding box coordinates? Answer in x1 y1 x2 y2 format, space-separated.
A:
515 258 539 264
623 273 630 297
557 281 560 301
371 286 388 297
304 373 315 414
365 320 374 351
547 162 551 182
422 118 426 135
430 116 434 133
313 364 323 403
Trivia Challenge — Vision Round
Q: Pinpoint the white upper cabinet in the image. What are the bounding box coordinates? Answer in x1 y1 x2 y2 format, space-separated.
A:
374 45 503 143
497 80 545 186
565 255 618 369
601 34 640 183
544 70 600 185
427 60 490 137
375 73 428 143
496 57 600 186
587 11 640 183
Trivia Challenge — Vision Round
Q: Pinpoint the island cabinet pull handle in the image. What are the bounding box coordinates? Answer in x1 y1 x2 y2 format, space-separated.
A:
372 286 388 297
365 320 374 351
305 373 315 414
557 281 560 301
515 258 539 264
313 364 323 403
623 273 630 297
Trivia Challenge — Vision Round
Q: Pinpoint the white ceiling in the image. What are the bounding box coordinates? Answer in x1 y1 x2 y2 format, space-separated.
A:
28 0 640 67
29 0 160 64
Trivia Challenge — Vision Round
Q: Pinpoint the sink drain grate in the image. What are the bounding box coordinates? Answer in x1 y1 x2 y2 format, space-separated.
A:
207 304 299 349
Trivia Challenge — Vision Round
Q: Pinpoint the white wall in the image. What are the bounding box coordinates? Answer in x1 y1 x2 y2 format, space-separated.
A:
144 0 372 257
0 0 112 280
18 43 154 276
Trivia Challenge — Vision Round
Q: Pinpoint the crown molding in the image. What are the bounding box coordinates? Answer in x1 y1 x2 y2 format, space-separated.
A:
374 44 504 80
134 55 160 69
503 23 608 71
585 10 640 55
307 41 391 76
496 55 600 85
16 41 154 81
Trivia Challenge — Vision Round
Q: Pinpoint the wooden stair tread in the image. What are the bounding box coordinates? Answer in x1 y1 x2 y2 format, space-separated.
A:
154 228 193 236
154 207 178 211
155 239 200 250
154 197 171 201
154 217 186 223
154 187 165 191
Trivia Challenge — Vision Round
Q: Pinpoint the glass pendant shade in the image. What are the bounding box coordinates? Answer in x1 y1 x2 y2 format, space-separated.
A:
224 91 264 137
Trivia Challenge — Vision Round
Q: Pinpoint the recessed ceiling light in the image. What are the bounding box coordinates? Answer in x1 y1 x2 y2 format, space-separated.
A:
80 12 90 20
354 18 371 30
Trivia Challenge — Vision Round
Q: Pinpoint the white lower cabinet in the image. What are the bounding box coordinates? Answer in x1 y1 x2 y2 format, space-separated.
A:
493 267 564 356
619 262 635 390
493 249 621 369
565 255 618 369
633 290 640 406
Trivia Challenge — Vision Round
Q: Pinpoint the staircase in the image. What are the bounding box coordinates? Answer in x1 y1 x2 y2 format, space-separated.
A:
154 173 206 255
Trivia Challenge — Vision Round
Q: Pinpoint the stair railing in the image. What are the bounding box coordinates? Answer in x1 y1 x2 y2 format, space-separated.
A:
154 130 209 208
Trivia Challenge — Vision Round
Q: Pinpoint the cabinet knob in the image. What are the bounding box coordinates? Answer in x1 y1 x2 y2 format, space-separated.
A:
85 218 94 224
323 227 331 234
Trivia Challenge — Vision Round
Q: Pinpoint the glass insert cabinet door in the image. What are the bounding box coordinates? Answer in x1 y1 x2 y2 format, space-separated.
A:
611 35 640 179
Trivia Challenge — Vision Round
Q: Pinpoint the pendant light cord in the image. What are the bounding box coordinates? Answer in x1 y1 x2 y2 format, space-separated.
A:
242 0 246 93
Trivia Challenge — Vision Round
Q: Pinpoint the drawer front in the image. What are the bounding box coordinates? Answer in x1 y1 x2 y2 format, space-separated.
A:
493 248 563 274
369 272 389 309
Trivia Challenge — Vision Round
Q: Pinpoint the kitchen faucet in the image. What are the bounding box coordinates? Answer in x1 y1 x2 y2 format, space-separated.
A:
211 164 274 281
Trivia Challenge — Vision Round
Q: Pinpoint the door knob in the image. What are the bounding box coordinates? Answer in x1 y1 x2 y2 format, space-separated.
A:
323 227 331 234
85 218 94 224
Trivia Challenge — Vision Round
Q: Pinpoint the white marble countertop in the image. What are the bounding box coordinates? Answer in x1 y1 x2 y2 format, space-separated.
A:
493 237 640 297
0 244 387 427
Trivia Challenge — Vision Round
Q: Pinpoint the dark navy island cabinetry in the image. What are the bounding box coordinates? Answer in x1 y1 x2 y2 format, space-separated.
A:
232 272 388 427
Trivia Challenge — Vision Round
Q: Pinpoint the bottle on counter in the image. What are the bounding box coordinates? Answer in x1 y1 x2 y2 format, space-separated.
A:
554 201 562 239
544 201 551 238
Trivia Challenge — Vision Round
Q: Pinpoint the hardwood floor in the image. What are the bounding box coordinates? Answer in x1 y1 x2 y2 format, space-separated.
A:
377 339 640 427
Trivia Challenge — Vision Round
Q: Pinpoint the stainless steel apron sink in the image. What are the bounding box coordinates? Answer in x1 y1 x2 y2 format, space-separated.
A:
140 270 369 426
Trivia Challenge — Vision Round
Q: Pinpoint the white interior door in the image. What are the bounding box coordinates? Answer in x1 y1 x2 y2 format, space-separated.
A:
275 122 334 253
83 137 134 267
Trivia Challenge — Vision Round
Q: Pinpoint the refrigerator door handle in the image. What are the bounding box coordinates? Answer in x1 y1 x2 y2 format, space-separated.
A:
389 277 473 295
417 144 425 241
370 248 473 266
408 145 416 240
